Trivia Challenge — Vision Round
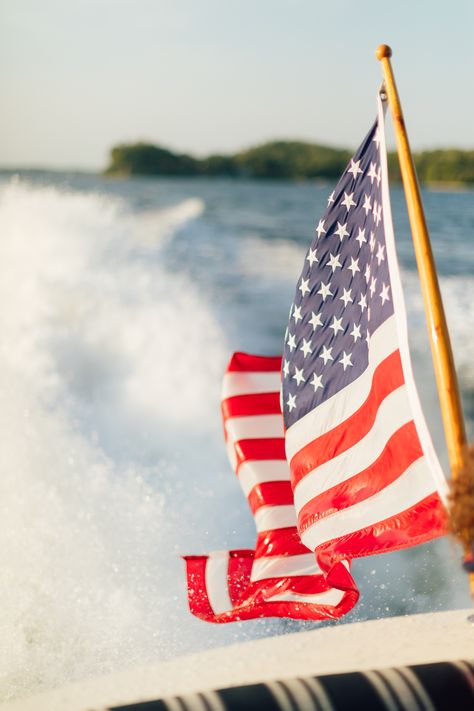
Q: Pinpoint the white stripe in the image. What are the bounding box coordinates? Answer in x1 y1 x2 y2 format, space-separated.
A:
225 414 283 442
265 587 345 607
265 681 294 711
277 679 318 711
251 553 320 582
285 315 399 461
376 668 422 711
201 690 227 711
171 694 208 711
254 504 297 532
362 671 399 711
396 667 436 711
205 552 233 615
451 661 474 690
377 95 447 501
300 677 334 711
293 384 412 513
225 439 237 472
238 460 290 497
222 371 280 399
301 456 435 550
163 697 187 711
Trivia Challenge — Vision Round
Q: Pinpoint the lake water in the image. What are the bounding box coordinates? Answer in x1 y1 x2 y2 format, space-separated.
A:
0 172 473 700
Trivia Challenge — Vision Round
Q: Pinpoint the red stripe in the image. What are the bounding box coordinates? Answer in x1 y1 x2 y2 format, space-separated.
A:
235 438 286 471
252 574 331 596
227 550 254 607
255 527 310 558
297 421 423 533
227 352 282 373
248 481 294 514
290 350 404 486
183 556 214 619
222 392 281 420
315 492 447 562
200 567 359 623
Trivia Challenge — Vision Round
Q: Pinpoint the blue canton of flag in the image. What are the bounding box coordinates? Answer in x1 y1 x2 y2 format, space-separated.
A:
282 119 391 428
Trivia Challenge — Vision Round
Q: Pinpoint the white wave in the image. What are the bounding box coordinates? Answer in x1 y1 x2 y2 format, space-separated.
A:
0 181 254 701
131 198 204 249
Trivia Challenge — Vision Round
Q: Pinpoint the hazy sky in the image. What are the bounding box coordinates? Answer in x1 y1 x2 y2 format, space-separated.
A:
1 0 473 169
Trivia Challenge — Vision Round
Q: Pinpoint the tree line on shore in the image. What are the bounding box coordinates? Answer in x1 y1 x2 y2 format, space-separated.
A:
105 140 474 184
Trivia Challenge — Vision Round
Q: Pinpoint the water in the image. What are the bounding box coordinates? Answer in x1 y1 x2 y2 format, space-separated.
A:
0 172 473 700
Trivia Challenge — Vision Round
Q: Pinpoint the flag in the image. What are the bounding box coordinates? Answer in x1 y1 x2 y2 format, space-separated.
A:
184 353 358 622
281 93 448 564
184 93 448 624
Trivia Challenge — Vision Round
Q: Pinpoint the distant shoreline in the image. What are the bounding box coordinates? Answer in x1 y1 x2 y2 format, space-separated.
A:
102 140 474 185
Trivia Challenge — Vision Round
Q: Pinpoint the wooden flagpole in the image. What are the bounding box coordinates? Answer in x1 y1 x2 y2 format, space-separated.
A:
376 44 474 594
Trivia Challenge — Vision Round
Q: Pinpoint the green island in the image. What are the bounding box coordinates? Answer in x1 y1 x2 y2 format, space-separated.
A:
105 141 474 185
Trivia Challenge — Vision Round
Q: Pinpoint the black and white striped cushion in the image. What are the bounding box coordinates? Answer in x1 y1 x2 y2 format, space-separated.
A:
109 660 474 711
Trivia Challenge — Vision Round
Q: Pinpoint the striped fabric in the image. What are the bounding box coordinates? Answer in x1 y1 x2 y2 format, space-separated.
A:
109 659 474 711
282 96 448 564
184 353 358 622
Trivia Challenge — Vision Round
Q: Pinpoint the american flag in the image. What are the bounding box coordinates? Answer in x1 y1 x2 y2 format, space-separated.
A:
184 95 448 623
184 353 358 622
282 95 447 562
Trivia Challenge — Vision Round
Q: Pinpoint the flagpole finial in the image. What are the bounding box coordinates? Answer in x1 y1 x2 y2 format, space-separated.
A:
376 44 392 60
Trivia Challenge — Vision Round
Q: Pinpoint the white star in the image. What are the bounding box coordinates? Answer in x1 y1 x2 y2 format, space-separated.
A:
315 219 326 239
334 221 349 241
367 306 371 322
300 338 313 357
376 166 381 186
340 288 353 307
293 305 302 323
350 323 362 342
287 393 297 412
376 202 382 224
327 252 342 272
329 316 344 336
327 191 335 206
373 127 381 148
299 277 310 297
372 200 378 220
309 311 323 330
310 373 323 392
369 231 376 251
368 162 378 184
348 159 363 179
339 351 353 370
358 293 367 312
293 366 305 386
306 248 318 267
362 194 372 215
348 257 360 277
355 228 366 248
283 359 290 377
317 281 333 300
287 333 296 351
380 283 390 305
376 243 385 265
370 276 377 297
341 191 356 211
364 263 371 283
320 345 333 365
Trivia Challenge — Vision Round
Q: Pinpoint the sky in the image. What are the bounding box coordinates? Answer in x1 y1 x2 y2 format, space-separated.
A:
1 0 473 169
